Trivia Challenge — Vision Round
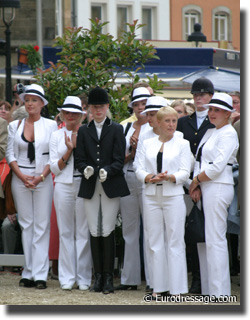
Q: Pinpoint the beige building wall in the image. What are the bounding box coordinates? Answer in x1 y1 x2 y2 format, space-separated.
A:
170 0 240 50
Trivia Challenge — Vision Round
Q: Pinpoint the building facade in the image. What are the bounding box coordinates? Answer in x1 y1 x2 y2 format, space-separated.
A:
0 0 240 99
0 0 240 49
170 0 240 50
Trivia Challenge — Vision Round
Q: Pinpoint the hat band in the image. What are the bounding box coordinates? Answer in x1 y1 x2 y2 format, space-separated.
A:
25 89 46 99
131 94 150 102
209 99 233 110
62 104 82 111
145 105 162 110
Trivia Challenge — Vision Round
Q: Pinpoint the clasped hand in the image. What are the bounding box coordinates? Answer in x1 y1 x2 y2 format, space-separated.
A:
99 168 107 183
84 166 94 180
149 171 170 183
22 174 39 189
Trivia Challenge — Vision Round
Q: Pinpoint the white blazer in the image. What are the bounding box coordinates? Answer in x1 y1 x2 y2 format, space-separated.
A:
6 117 57 174
134 128 184 172
135 135 191 196
193 125 239 184
50 127 80 184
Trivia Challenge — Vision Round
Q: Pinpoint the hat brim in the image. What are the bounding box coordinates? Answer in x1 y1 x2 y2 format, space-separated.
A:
141 107 161 114
58 107 86 114
19 92 48 106
128 97 149 108
203 103 235 113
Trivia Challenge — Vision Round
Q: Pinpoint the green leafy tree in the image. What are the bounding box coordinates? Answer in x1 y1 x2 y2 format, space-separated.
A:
36 19 165 121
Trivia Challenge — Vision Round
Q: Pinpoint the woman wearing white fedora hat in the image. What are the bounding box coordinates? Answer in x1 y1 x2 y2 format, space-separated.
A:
6 84 57 289
189 92 239 297
49 96 92 291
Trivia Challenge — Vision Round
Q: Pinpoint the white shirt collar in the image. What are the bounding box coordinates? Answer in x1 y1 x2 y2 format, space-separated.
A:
94 117 106 128
196 109 208 119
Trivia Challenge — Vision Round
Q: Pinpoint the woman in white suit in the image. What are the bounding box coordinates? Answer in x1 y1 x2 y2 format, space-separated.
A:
6 84 57 289
49 96 92 291
135 106 191 297
189 93 239 297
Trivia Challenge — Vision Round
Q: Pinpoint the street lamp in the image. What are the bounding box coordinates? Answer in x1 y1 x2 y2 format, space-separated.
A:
0 0 20 103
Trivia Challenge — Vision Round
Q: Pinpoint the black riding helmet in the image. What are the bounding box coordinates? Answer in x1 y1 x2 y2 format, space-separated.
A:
191 77 214 95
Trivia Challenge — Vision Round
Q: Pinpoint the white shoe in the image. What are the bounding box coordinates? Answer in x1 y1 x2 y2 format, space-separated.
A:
61 284 73 290
78 284 89 291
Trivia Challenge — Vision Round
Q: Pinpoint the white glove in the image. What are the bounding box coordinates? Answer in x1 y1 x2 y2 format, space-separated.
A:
84 166 94 180
99 168 107 183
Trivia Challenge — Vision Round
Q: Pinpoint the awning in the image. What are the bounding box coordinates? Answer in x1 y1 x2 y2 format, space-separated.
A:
115 65 208 83
181 66 240 92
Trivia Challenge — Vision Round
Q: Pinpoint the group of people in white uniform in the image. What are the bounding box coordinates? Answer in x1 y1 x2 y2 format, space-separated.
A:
4 80 238 299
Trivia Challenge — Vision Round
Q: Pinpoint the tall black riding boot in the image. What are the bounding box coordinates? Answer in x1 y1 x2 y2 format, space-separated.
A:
90 235 103 292
102 231 115 294
189 243 201 293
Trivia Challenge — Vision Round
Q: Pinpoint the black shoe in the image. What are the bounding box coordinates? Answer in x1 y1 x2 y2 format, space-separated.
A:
145 285 153 293
90 273 103 292
161 291 171 297
35 280 47 289
230 268 240 276
19 278 35 288
115 284 137 291
103 273 114 294
189 279 201 294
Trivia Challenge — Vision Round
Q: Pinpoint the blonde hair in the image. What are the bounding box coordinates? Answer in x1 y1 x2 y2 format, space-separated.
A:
60 110 83 124
170 100 187 112
157 106 178 121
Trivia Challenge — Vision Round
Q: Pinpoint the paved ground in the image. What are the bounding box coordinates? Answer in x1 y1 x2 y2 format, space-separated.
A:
0 269 241 309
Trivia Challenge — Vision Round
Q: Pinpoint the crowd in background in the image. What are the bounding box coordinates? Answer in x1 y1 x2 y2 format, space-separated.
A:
0 79 240 299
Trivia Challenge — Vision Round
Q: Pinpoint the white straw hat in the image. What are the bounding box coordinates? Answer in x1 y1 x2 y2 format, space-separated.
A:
203 92 235 112
58 96 86 114
19 84 48 106
128 87 151 108
141 96 168 114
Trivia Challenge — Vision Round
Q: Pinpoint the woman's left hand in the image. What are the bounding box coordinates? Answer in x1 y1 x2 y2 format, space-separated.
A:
189 180 199 195
149 173 167 183
190 187 202 203
64 131 74 150
130 135 138 150
25 176 41 189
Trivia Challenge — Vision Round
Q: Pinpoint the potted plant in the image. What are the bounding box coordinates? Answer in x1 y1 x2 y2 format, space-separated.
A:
19 44 43 74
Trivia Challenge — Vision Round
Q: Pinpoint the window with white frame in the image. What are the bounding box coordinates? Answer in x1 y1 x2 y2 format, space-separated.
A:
91 3 107 32
91 5 102 21
142 8 152 39
182 5 202 40
214 13 228 41
212 7 231 42
184 11 200 40
117 6 128 37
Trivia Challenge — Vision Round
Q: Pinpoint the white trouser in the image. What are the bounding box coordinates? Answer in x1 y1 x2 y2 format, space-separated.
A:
120 171 142 285
54 178 92 287
84 179 119 237
12 169 53 281
144 187 188 294
198 182 234 297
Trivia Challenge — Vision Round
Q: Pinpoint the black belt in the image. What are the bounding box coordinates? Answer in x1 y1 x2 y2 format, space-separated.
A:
127 170 134 172
208 162 233 166
156 184 163 186
73 175 82 178
18 165 35 169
